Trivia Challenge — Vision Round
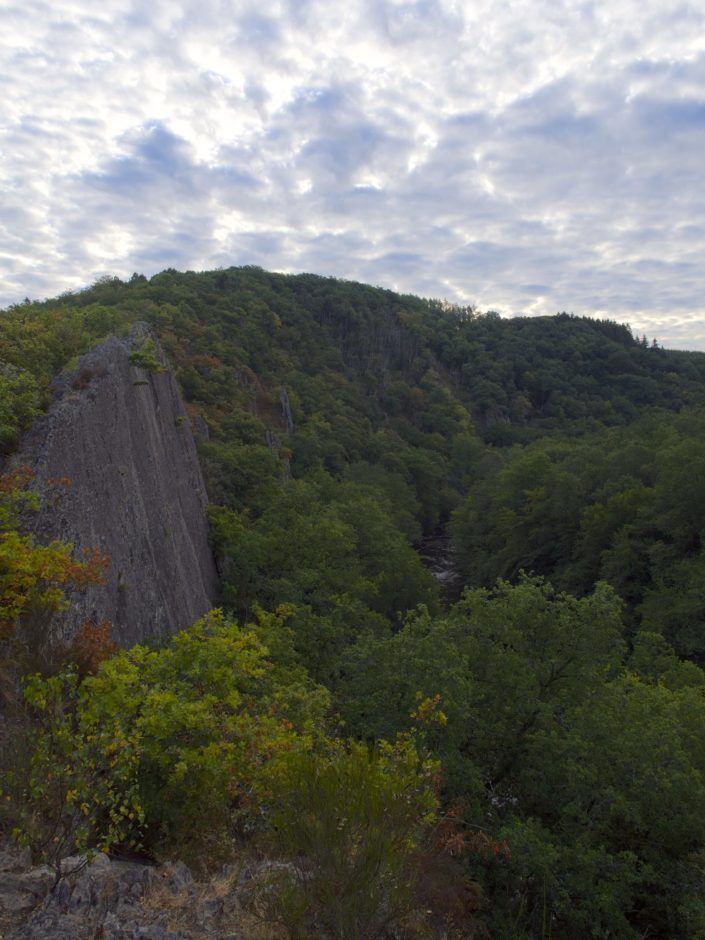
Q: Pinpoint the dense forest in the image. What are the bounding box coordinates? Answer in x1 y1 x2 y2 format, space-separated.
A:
3 266 705 937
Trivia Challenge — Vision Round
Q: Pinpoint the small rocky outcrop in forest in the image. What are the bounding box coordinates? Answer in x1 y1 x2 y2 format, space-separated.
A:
15 324 219 647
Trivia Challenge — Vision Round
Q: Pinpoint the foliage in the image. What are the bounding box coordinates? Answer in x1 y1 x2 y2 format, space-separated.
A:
0 468 109 643
452 408 705 659
76 609 329 864
1 608 330 872
0 533 109 642
61 618 119 677
0 469 117 856
0 465 38 528
209 474 438 682
1 668 143 873
338 577 705 937
259 735 440 940
128 337 165 373
0 362 41 455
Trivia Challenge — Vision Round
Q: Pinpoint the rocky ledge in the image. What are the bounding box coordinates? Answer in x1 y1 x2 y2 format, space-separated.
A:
0 841 273 940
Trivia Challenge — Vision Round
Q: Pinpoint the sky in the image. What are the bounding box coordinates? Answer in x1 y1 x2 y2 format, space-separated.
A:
2 1 705 350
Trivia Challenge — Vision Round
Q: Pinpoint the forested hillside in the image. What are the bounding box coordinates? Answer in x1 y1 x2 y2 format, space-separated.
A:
3 267 705 938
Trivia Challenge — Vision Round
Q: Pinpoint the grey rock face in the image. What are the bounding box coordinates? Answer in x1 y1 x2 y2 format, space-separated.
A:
1 848 245 940
279 387 294 435
16 324 219 647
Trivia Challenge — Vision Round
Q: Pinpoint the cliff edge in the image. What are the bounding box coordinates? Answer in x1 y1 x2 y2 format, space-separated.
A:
16 324 219 647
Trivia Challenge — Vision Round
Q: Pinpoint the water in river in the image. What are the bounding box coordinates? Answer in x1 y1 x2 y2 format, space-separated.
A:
418 528 465 606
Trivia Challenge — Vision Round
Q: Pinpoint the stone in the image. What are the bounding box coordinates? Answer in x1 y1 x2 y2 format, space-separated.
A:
0 842 32 872
156 859 194 894
0 868 55 913
13 323 219 647
0 843 260 938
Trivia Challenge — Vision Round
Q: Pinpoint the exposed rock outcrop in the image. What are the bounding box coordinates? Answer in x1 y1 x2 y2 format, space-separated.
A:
0 845 247 940
279 387 294 435
15 324 219 647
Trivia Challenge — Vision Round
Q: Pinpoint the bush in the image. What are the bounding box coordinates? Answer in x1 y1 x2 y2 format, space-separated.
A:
259 735 439 940
0 668 142 875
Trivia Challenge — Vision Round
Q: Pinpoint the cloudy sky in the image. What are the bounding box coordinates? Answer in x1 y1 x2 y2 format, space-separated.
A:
2 1 705 349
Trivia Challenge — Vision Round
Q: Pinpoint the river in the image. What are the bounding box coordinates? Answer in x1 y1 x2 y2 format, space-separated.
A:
418 527 465 606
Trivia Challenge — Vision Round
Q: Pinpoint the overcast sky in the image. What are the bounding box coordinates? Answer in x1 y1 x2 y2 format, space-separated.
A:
2 1 705 349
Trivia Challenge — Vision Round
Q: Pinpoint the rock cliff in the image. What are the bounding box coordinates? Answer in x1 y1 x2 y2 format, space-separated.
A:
16 324 219 647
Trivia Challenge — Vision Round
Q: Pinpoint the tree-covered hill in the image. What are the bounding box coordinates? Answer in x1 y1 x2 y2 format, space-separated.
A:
5 267 705 936
6 266 705 455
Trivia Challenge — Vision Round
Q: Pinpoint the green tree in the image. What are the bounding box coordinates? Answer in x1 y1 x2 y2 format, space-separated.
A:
0 362 41 455
0 468 109 646
77 609 329 863
2 668 142 876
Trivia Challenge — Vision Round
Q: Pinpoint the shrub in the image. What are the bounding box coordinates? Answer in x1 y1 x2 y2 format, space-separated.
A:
129 338 165 373
3 610 330 872
1 668 143 875
259 735 440 940
76 610 329 866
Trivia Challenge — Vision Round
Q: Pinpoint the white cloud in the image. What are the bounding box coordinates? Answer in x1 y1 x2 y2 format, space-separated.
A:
1 0 705 348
